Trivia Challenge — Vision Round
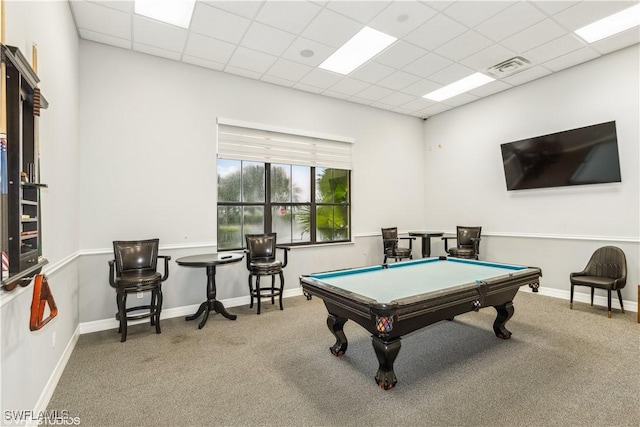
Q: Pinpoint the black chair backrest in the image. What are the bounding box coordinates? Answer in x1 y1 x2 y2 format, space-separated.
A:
585 246 626 280
457 226 481 247
113 239 159 274
246 233 277 262
381 227 399 251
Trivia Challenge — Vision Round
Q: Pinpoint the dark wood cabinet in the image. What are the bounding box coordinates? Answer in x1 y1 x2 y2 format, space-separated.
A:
1 44 48 291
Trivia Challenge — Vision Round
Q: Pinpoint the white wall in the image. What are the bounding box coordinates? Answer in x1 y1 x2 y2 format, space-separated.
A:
422 45 639 303
77 41 426 322
1 0 80 418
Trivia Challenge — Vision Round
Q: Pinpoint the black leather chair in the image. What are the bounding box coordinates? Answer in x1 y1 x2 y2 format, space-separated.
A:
108 239 170 342
245 233 290 314
570 246 627 318
442 226 482 259
382 227 414 263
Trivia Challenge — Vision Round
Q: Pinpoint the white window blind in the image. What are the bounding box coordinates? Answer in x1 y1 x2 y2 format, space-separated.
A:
217 119 353 170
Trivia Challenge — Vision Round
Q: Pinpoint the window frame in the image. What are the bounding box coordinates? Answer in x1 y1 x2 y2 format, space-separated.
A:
217 160 351 250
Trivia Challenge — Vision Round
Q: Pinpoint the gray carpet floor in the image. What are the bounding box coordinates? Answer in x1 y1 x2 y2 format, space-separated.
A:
48 291 640 427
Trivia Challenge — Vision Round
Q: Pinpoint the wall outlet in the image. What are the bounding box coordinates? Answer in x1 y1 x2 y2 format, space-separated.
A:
52 331 56 348
137 292 144 299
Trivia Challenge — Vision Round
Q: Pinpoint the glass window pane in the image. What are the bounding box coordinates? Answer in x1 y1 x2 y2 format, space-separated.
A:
316 205 349 242
292 165 310 203
242 162 265 202
272 205 311 245
243 206 264 238
315 168 348 203
271 164 291 203
218 205 242 250
217 159 241 202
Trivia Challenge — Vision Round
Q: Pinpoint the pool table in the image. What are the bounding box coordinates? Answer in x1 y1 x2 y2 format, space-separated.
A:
300 256 541 390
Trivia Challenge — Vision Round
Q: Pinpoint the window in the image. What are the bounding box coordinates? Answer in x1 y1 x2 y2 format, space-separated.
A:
216 120 352 250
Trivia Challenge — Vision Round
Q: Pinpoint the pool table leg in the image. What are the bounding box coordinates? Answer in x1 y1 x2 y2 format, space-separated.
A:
327 314 348 356
372 336 401 390
492 301 514 339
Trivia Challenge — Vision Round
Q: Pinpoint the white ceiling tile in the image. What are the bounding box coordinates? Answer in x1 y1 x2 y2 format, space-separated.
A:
350 61 396 84
542 47 600 72
403 53 453 78
224 65 263 80
347 96 375 106
227 46 276 74
293 82 324 94
368 1 438 38
255 1 322 34
133 43 182 61
302 9 361 47
460 44 517 71
184 33 236 64
529 1 579 16
90 1 133 14
435 31 494 62
323 90 351 100
326 1 391 23
374 41 428 69
400 79 442 97
404 14 467 51
424 1 457 12
260 75 296 88
240 22 296 56
182 55 225 71
420 103 453 117
552 1 638 31
201 1 264 19
377 91 415 107
71 1 131 40
500 19 567 54
355 85 396 102
468 79 512 98
265 58 313 81
442 1 515 28
376 70 421 91
428 63 477 85
501 65 552 85
524 34 585 64
401 97 437 112
133 16 188 52
190 3 251 44
474 2 546 42
329 78 371 96
440 92 479 107
78 29 131 49
281 37 334 67
299 69 344 90
590 28 640 55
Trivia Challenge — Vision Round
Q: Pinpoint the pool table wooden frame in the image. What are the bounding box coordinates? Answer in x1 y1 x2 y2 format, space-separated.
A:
300 256 542 390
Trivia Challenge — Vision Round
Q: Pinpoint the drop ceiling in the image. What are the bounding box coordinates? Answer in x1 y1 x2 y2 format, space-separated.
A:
69 0 640 118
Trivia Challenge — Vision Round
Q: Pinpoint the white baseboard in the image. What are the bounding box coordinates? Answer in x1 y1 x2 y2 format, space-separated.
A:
521 285 638 314
79 287 305 335
33 325 80 423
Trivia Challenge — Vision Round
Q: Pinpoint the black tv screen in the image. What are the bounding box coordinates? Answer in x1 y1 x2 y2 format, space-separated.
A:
500 121 621 191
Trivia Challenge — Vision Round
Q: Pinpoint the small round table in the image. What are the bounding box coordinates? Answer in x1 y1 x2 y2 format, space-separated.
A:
408 231 444 257
176 253 243 329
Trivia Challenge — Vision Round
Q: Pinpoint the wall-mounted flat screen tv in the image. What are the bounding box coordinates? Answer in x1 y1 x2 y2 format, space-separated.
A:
500 121 621 191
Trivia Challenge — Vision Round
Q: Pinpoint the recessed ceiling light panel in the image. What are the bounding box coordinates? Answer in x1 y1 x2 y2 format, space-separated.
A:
319 27 397 75
423 73 495 102
135 0 196 29
575 4 640 43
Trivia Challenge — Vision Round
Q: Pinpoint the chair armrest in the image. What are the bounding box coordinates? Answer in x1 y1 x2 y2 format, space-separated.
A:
441 236 456 252
108 259 117 287
276 245 291 268
158 255 171 282
398 236 415 249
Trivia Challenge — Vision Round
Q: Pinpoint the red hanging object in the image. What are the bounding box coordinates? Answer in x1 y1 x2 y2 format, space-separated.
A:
30 274 57 331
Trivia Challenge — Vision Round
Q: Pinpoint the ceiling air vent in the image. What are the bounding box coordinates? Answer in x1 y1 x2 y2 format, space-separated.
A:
485 56 531 78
